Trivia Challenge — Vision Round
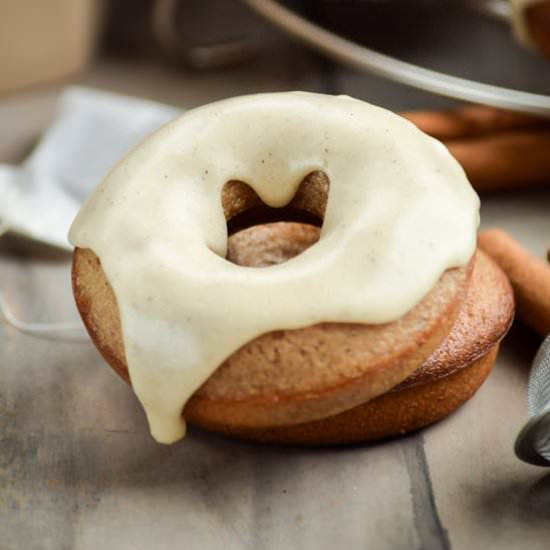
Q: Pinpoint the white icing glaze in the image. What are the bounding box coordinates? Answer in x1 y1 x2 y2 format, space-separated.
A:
69 92 479 444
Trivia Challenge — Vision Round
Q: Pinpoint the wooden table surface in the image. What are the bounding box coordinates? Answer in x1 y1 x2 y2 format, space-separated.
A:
2 25 550 550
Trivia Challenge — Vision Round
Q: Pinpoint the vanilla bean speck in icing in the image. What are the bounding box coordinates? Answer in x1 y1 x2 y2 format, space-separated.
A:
69 92 479 444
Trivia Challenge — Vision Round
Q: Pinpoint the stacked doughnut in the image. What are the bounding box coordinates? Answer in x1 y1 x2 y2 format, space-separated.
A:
70 93 514 444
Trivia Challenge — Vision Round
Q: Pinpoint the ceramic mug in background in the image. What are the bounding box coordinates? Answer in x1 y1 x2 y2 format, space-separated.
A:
0 0 103 94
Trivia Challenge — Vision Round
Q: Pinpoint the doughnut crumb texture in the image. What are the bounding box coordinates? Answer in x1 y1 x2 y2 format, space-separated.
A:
70 92 481 443
73 224 513 443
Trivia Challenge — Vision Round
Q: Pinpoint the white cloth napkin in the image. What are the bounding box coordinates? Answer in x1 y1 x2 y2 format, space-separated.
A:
0 86 181 250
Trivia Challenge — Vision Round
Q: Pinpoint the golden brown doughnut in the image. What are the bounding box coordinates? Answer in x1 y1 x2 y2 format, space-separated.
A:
189 238 513 444
72 216 513 444
68 93 488 445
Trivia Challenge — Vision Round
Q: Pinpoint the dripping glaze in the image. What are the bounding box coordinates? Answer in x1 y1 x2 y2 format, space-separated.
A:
70 92 479 444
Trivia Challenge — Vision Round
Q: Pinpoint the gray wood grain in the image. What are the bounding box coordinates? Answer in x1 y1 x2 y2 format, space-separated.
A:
2 28 550 549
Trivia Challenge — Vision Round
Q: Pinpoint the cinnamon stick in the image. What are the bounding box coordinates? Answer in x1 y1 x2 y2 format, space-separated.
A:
402 105 550 192
478 229 550 336
447 130 550 191
401 105 550 141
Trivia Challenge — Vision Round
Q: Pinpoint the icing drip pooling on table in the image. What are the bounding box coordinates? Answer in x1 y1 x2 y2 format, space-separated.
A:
69 92 479 444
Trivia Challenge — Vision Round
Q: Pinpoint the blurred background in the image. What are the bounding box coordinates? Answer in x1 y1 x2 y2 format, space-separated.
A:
2 0 550 149
2 5 550 548
1 0 550 236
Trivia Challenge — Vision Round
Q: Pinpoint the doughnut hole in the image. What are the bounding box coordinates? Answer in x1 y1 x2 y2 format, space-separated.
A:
222 171 329 235
222 171 328 267
226 222 321 268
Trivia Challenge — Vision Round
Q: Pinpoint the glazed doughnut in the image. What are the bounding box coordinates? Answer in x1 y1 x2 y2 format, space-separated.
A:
73 222 512 444
70 92 485 444
208 230 512 445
